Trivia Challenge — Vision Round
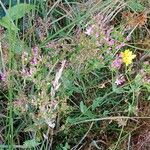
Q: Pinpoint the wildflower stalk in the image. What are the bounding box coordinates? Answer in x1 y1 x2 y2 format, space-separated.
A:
125 67 135 109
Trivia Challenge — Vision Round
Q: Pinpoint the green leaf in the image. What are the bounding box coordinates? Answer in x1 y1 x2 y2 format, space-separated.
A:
66 117 76 124
134 74 142 88
80 101 87 114
56 143 70 150
80 101 93 117
24 125 38 132
113 86 125 94
0 3 34 30
0 8 5 18
92 97 103 110
7 3 34 20
128 0 144 12
23 139 40 148
0 17 18 31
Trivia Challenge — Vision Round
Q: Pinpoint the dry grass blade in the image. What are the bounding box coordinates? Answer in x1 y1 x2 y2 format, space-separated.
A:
51 60 66 100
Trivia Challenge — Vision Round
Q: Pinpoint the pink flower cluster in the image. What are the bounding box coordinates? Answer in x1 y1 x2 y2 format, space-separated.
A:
21 47 40 78
115 75 125 85
85 25 94 36
111 54 122 69
0 72 6 82
84 13 130 50
21 68 32 77
30 47 39 65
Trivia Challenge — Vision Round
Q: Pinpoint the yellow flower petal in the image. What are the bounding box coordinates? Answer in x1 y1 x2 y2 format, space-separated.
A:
120 49 136 66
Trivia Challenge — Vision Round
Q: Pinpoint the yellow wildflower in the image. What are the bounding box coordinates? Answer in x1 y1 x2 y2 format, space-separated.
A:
120 49 136 66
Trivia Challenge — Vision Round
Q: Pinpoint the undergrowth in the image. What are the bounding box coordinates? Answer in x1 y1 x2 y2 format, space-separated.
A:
0 0 150 150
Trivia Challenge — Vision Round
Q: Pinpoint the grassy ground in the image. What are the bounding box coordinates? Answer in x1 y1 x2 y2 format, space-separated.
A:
0 0 150 149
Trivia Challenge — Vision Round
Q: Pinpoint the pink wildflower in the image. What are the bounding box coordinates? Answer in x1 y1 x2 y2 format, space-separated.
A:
50 100 57 109
143 61 149 65
116 43 125 50
143 75 150 84
107 39 115 46
125 36 131 41
21 68 32 77
30 57 37 65
95 32 99 37
111 55 122 69
115 75 125 85
32 46 38 56
104 37 109 42
0 72 6 81
85 26 93 35
30 47 39 65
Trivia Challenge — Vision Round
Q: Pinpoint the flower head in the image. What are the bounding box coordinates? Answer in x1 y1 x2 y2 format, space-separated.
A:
107 39 115 46
111 54 122 69
0 72 6 82
30 57 37 65
21 68 32 77
32 47 38 55
125 36 131 41
85 26 93 35
115 75 125 85
95 32 99 38
120 49 136 66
